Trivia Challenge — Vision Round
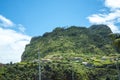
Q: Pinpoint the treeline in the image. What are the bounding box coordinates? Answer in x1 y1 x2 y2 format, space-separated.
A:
0 62 118 80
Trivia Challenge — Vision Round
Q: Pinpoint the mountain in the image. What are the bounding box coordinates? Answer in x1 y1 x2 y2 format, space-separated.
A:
1 24 120 80
21 24 118 62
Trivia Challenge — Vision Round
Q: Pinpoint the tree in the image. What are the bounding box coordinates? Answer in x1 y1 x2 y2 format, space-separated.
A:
109 33 120 80
109 33 120 52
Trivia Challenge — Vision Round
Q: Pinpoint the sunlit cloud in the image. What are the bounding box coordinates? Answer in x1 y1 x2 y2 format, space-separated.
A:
88 0 120 33
0 15 31 63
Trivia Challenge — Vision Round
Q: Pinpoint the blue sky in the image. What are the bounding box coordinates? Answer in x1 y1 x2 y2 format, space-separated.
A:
0 0 120 63
0 0 104 36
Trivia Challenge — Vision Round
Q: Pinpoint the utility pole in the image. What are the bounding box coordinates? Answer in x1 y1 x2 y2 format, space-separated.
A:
71 62 74 80
38 49 41 80
115 58 120 80
72 70 74 80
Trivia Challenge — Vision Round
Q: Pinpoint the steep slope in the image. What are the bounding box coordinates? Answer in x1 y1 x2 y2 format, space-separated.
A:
1 25 120 80
21 24 118 62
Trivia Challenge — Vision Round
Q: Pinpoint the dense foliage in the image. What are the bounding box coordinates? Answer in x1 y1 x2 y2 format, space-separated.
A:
22 25 118 62
0 24 120 80
0 61 119 80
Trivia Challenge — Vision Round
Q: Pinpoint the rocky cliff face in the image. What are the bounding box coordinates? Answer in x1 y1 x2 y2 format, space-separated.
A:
21 24 118 62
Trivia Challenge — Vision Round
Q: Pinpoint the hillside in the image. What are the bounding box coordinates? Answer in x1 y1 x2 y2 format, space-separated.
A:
22 24 118 62
1 24 120 80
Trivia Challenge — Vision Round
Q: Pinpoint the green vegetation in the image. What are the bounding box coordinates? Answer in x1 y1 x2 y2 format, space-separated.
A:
0 24 120 80
22 24 117 61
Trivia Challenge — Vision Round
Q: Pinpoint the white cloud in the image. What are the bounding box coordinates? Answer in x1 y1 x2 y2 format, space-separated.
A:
107 22 120 33
88 0 120 33
0 15 14 27
0 15 31 63
18 24 26 32
105 0 120 10
88 14 106 24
